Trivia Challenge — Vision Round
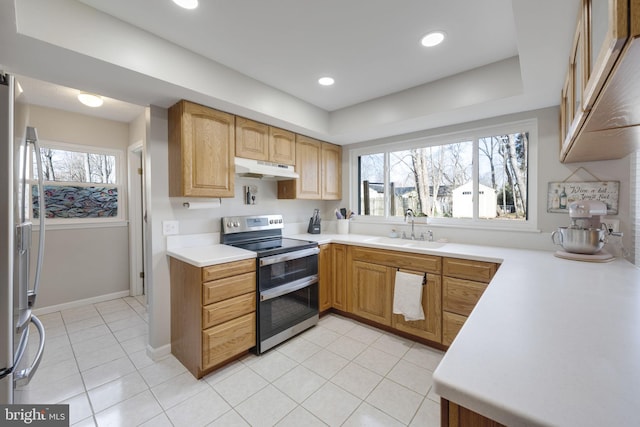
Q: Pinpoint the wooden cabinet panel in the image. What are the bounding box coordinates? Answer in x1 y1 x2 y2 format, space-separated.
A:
318 244 332 312
294 135 322 199
443 258 496 283
442 311 467 346
332 244 348 311
202 292 255 329
443 277 487 317
277 136 342 200
235 117 269 161
351 260 394 326
442 398 506 427
352 246 441 274
202 313 255 370
202 258 255 282
269 127 296 165
202 272 256 305
168 100 235 198
392 272 442 342
321 142 342 200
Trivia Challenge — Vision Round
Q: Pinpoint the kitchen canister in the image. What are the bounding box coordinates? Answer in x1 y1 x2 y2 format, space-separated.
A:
337 219 349 234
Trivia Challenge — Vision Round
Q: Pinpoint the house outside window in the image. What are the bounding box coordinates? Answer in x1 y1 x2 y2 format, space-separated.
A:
30 141 124 224
353 119 537 229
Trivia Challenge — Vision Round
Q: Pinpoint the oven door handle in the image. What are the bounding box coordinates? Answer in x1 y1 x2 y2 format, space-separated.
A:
260 275 318 301
259 247 320 267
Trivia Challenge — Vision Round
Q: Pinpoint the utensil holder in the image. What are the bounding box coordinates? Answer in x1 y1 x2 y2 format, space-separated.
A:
337 219 349 234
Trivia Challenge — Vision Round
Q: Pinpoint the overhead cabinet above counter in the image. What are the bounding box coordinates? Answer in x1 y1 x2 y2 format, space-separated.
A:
168 100 342 200
561 0 640 162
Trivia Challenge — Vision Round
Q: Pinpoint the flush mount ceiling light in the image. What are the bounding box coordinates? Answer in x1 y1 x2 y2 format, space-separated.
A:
77 92 104 108
421 31 446 47
318 77 335 86
172 0 198 9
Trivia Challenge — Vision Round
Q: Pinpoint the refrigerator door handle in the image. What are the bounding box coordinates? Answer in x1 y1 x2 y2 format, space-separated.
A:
14 315 45 386
26 129 45 308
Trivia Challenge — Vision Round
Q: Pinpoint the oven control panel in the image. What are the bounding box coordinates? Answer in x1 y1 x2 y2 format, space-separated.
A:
222 214 284 234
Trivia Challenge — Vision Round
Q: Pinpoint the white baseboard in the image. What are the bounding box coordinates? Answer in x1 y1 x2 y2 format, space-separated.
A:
33 290 131 315
147 343 171 361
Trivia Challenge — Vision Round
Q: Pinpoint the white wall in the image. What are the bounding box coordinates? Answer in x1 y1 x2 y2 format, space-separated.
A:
28 105 131 308
346 107 633 253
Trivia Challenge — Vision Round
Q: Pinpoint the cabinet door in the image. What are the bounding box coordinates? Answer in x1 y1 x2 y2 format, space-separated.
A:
351 261 393 326
295 135 322 199
321 143 342 200
392 272 442 342
583 0 628 110
269 127 296 165
236 117 269 161
318 244 332 312
442 311 467 347
332 244 348 311
169 100 235 197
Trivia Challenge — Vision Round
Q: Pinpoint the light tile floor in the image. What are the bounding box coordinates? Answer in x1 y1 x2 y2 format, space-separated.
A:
16 297 443 426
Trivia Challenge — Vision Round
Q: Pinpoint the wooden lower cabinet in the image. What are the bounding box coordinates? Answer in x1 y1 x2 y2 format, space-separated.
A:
351 260 394 326
442 311 467 347
170 257 256 378
331 244 348 311
393 272 442 342
441 398 505 427
318 244 332 312
441 257 498 346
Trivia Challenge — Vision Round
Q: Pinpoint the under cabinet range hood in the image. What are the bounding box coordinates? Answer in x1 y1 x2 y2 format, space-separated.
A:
234 157 299 180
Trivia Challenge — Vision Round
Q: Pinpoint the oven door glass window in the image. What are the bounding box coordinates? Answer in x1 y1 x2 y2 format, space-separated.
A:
259 254 318 291
259 282 318 341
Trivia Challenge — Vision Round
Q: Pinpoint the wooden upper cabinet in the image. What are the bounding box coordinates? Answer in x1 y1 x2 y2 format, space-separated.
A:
322 142 342 200
292 135 323 199
236 117 296 166
168 100 235 198
269 127 296 165
561 0 640 162
277 135 342 200
235 117 269 161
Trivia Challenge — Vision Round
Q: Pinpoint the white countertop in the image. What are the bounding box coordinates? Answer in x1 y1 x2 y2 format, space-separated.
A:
166 244 255 267
167 232 640 426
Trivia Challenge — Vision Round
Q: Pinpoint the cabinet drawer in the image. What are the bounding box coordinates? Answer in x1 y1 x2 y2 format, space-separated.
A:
202 258 255 282
443 258 497 283
351 246 441 274
442 311 467 346
202 312 255 369
202 292 255 329
203 272 256 305
443 276 487 317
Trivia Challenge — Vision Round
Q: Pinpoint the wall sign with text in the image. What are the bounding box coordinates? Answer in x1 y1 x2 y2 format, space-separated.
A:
547 181 619 214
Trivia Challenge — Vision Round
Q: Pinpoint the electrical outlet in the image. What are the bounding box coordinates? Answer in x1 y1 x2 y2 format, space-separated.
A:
604 218 619 233
163 220 179 236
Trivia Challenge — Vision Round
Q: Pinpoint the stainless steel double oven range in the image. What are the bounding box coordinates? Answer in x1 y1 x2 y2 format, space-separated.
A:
221 215 319 354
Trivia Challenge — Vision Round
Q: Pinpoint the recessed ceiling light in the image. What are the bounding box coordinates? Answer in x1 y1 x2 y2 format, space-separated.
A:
172 0 198 9
421 31 446 47
78 92 104 108
318 77 335 86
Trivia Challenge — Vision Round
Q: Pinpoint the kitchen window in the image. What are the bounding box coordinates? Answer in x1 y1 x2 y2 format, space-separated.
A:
29 141 124 225
353 119 536 229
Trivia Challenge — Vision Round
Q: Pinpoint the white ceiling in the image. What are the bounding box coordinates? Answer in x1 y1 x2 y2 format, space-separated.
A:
0 0 580 144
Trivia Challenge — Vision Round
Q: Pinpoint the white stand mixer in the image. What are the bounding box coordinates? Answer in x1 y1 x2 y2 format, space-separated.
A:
552 200 622 261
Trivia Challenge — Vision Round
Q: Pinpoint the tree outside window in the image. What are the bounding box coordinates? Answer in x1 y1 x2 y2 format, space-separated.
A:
357 130 529 222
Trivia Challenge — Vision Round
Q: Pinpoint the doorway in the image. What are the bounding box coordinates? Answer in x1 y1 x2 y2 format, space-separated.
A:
128 142 145 301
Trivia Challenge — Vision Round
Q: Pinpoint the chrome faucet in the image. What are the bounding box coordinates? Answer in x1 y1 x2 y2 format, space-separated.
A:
404 208 416 240
427 230 433 242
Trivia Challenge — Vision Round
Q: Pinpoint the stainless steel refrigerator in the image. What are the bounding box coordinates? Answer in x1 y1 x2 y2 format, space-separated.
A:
1 72 46 404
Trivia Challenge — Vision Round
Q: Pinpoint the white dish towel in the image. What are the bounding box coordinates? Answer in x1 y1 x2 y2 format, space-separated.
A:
392 271 425 321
